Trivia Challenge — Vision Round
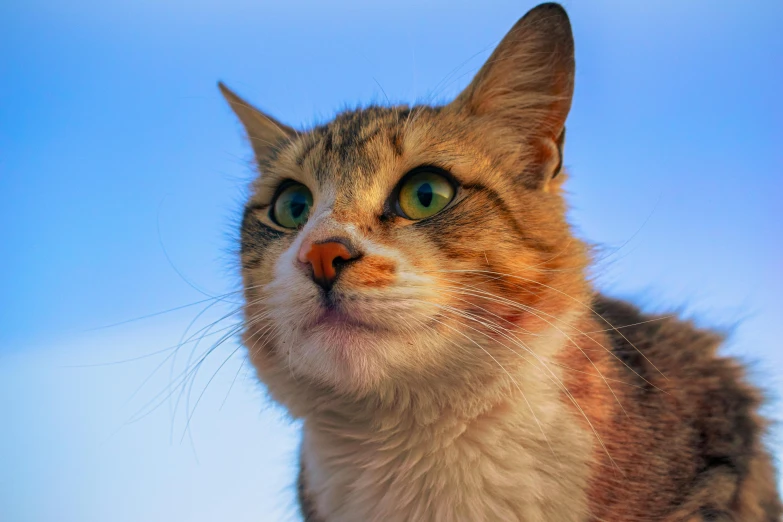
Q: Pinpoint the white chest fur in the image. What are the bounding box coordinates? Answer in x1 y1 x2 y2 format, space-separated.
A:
301 375 594 522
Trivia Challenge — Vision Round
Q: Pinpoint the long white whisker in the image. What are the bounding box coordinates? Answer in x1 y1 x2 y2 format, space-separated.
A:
429 303 619 472
436 284 632 417
432 269 668 380
434 277 666 396
424 313 560 464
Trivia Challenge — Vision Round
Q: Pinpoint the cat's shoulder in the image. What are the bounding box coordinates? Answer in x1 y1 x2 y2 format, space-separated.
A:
593 293 728 370
591 292 767 458
589 294 781 520
591 293 769 413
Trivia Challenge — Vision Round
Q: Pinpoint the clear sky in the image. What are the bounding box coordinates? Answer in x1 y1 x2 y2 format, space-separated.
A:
1 1 781 521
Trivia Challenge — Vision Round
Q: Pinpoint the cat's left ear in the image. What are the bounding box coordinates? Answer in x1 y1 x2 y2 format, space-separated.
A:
218 82 297 167
449 3 574 188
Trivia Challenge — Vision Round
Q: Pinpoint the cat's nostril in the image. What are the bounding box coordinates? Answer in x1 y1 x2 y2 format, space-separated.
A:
300 238 360 290
331 255 350 270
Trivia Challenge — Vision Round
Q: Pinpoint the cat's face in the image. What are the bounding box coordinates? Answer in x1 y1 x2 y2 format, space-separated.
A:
225 5 587 398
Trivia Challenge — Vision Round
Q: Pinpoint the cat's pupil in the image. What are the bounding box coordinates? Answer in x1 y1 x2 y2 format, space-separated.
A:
290 195 307 219
417 183 434 207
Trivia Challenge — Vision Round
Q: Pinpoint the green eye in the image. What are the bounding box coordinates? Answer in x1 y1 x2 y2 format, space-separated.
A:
272 183 313 229
397 170 455 220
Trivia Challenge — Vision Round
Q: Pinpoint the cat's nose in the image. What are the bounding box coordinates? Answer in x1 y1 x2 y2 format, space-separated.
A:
297 237 360 291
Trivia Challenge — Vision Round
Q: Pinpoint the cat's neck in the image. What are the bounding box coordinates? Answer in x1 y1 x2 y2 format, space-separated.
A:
298 316 599 522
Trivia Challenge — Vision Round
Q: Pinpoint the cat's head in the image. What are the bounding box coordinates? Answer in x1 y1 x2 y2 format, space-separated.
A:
223 4 589 405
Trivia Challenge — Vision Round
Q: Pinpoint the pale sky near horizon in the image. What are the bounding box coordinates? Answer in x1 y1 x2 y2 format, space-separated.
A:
1 1 781 521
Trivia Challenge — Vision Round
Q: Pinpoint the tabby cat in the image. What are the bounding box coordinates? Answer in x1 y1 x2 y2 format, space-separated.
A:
220 3 781 521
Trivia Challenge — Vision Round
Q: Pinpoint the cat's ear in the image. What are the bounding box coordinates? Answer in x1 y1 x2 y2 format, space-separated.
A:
450 3 574 186
218 82 296 165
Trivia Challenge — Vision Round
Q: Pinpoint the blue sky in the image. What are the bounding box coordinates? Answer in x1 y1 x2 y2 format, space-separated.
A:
1 1 781 520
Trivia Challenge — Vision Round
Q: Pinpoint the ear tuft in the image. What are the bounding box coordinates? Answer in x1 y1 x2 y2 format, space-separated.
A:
218 82 296 165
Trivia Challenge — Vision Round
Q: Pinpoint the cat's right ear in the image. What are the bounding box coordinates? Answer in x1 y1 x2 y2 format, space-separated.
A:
218 82 296 165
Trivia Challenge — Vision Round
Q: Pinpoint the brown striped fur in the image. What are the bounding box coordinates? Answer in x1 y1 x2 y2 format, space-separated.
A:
221 3 781 521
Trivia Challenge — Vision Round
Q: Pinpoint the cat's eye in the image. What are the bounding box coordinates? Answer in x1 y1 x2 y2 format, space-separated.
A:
271 182 313 229
396 170 455 220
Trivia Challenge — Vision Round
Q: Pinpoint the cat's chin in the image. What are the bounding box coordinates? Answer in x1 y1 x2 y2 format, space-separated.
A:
285 330 396 393
307 305 385 333
300 308 398 359
274 305 425 393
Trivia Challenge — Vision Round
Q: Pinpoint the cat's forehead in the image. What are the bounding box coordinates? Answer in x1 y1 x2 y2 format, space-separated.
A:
254 104 465 199
250 103 508 214
294 105 424 182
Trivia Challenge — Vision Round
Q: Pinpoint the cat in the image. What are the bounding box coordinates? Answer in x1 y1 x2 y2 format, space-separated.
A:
219 3 782 521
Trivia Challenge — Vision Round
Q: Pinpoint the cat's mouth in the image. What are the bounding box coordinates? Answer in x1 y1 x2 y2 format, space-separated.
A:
306 303 383 332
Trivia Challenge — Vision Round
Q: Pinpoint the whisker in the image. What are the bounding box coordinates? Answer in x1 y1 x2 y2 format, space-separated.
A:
436 283 633 416
126 321 248 426
424 313 561 464
125 302 272 429
433 270 669 383
180 342 245 443
430 303 620 472
156 196 216 299
582 316 674 334
219 357 247 411
174 309 274 439
453 268 669 380
83 293 240 332
169 295 253 430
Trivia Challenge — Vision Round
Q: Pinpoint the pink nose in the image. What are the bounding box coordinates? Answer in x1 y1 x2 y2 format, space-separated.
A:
298 239 358 290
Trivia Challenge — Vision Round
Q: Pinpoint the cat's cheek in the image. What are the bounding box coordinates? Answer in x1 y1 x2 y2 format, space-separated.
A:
338 255 397 289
